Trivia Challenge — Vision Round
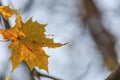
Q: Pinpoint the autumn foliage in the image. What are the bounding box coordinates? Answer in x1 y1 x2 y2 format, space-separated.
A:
0 6 64 74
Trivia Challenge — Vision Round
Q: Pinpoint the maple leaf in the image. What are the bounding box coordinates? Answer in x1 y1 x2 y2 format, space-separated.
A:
0 11 64 72
0 6 16 19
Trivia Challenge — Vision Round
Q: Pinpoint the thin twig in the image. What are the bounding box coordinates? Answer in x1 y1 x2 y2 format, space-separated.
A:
32 68 62 80
24 61 62 80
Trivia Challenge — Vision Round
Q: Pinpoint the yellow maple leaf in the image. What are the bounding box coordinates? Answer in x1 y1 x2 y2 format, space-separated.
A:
0 11 64 72
0 6 16 19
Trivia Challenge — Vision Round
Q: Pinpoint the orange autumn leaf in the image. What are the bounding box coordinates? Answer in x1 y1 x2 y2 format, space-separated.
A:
0 6 16 19
0 12 64 72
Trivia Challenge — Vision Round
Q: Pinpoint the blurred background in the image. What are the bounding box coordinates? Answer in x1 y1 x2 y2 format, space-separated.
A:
0 0 120 80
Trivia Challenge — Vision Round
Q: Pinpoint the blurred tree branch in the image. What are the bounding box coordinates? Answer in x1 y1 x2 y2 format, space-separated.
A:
81 0 118 70
106 65 120 80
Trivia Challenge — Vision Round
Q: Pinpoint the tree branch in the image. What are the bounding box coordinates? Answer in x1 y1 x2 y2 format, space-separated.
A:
32 68 62 80
81 0 118 71
106 65 120 80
